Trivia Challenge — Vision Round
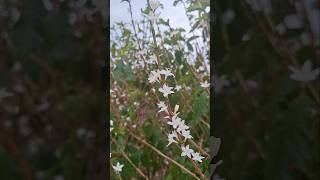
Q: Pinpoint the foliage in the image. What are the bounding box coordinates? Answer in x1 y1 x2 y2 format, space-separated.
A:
213 0 320 179
0 0 106 179
110 0 211 179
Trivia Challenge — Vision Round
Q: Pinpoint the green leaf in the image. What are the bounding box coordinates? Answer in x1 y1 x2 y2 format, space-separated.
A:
187 41 194 52
190 21 200 32
187 35 200 42
175 50 183 64
187 3 203 12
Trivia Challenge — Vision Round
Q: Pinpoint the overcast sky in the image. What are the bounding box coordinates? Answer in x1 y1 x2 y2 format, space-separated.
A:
110 0 191 32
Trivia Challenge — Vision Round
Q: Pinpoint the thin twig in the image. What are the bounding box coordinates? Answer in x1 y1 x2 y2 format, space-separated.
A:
121 151 150 180
128 130 201 180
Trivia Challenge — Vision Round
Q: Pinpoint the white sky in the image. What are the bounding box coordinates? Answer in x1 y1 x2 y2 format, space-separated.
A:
110 0 191 32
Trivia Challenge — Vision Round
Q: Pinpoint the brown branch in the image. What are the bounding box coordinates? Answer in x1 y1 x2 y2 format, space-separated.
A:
127 130 201 180
121 151 150 180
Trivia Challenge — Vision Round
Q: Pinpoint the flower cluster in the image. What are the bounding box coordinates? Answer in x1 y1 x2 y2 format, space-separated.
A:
289 60 319 82
149 68 204 163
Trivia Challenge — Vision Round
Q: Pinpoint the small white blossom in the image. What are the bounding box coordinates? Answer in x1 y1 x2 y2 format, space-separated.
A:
181 145 194 158
159 84 174 97
147 55 157 64
157 101 168 112
200 81 210 88
0 88 13 102
181 129 192 140
214 75 230 93
110 120 114 132
187 54 196 66
276 23 286 35
112 162 124 173
289 60 319 82
76 128 86 138
221 9 235 25
192 152 204 163
284 14 303 29
167 115 181 129
159 69 174 79
176 120 189 134
167 132 177 146
148 70 161 83
149 0 161 10
34 100 50 112
174 104 179 114
175 85 182 91
246 0 272 14
198 66 205 71
144 11 160 23
42 0 54 11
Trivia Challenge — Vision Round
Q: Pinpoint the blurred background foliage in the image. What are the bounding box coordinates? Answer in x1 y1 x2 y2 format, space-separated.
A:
0 0 107 179
213 0 319 179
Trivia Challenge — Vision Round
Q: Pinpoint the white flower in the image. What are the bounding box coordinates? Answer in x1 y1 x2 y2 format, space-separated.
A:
149 0 161 10
157 101 168 112
192 152 204 163
42 0 54 11
167 115 181 129
169 30 179 37
12 62 22 72
181 129 192 140
68 12 77 25
173 104 179 114
246 0 272 14
159 69 174 79
175 85 182 91
34 100 50 112
289 60 319 82
198 66 205 72
148 70 161 83
167 132 177 146
112 162 124 173
147 55 157 64
284 14 303 29
187 54 196 66
276 23 286 35
159 84 174 97
221 9 235 25
144 11 160 23
181 145 194 158
76 128 86 138
200 81 210 88
138 50 144 56
213 75 230 93
110 120 114 132
176 120 189 133
0 88 13 102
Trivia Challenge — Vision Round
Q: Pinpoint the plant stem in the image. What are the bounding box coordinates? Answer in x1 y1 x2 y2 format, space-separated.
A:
128 130 201 180
121 151 150 180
